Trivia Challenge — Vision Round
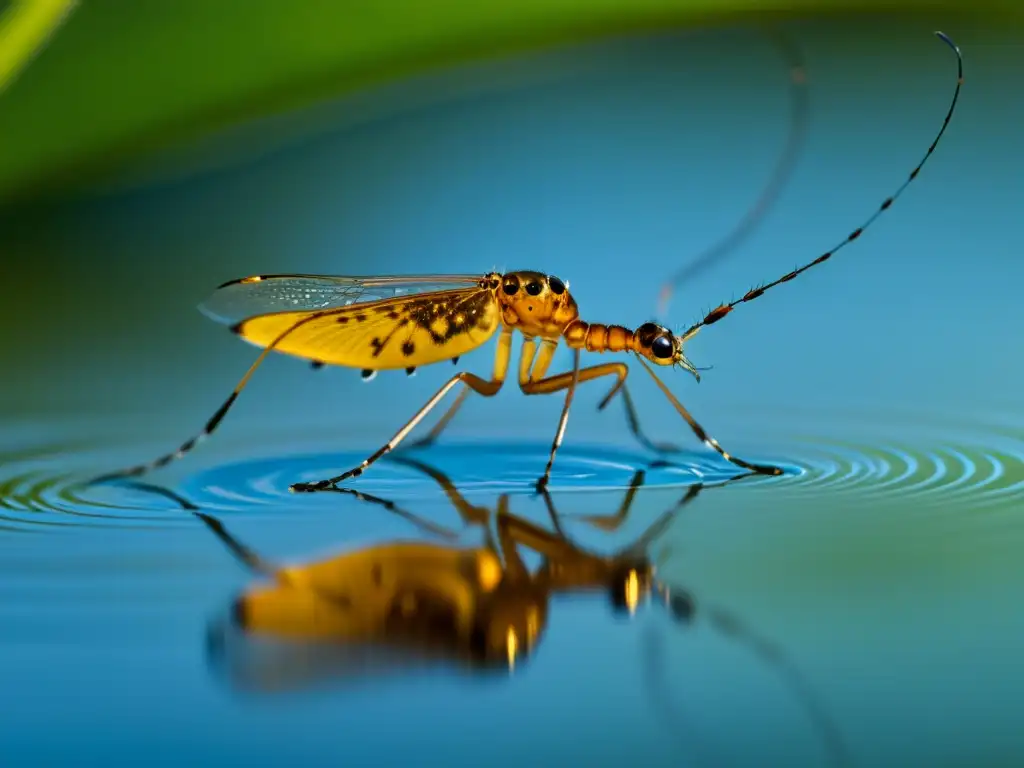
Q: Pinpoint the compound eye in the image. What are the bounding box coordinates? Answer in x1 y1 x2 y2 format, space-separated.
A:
547 275 566 295
651 336 674 359
502 275 520 295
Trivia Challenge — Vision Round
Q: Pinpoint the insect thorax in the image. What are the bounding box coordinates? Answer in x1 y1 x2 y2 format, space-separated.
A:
496 270 579 338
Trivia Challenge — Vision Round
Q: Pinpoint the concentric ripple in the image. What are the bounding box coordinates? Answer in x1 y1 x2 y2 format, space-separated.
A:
0 438 206 530
1 408 1022 530
761 413 1024 510
176 440 778 512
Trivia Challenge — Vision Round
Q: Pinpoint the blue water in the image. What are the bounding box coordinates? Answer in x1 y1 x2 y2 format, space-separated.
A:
2 16 1023 767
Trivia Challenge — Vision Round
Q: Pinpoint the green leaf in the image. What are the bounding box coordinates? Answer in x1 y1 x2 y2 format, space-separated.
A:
0 0 1018 205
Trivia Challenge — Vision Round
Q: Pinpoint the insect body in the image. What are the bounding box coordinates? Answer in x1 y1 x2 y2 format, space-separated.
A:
93 32 963 495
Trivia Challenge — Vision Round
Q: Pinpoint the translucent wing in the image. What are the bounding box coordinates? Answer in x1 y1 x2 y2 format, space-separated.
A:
232 286 500 370
199 273 488 325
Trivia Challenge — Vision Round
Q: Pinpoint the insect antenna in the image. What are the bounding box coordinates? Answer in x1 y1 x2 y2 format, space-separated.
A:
657 25 810 319
679 30 963 342
89 310 338 485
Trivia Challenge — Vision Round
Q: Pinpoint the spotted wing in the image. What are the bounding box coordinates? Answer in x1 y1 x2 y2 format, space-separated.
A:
199 273 487 326
232 287 501 370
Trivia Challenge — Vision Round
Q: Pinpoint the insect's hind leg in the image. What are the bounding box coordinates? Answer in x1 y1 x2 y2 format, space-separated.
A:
291 372 507 492
292 328 514 492
402 385 471 450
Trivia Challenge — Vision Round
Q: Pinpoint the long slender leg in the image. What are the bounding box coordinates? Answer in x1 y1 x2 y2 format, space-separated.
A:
606 383 687 455
535 347 581 491
517 357 770 476
516 348 633 489
291 329 514 492
404 386 470 449
406 334 540 449
637 357 781 475
91 309 338 485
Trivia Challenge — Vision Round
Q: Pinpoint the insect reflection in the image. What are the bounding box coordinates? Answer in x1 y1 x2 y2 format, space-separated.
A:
183 458 846 765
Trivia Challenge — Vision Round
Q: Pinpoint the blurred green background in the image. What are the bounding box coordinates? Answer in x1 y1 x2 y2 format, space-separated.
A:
0 0 1020 205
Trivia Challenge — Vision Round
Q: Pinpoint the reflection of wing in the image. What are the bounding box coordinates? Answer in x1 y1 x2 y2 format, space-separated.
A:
199 273 487 325
233 287 500 369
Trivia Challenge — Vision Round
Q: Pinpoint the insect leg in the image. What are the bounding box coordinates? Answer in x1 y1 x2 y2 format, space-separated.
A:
518 350 632 490
515 359 692 464
535 346 580 492
636 357 781 475
402 330 523 450
406 333 543 449
90 310 338 485
290 329 514 492
600 382 689 455
403 386 471 449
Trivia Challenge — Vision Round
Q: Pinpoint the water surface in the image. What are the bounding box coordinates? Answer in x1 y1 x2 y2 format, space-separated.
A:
1 16 1022 768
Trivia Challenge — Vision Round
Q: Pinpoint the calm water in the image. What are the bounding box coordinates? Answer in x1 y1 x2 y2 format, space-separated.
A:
2 17 1023 767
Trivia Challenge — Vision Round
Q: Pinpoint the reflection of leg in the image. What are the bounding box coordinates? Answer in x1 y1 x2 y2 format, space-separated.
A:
386 455 490 529
658 599 851 768
324 486 460 541
194 513 280 580
537 468 646 537
494 499 582 566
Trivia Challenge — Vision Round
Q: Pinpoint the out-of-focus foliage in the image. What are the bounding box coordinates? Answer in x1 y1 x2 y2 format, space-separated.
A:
0 0 77 94
0 0 1019 205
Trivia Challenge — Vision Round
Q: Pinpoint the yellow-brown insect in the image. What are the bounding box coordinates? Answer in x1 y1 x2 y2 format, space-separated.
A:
92 32 962 494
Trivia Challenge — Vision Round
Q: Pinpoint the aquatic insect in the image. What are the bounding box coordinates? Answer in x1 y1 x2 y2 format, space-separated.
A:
195 458 847 764
93 31 962 494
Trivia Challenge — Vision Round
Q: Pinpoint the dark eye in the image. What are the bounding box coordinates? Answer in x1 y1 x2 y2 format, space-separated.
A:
503 276 520 295
651 336 674 359
525 280 542 296
547 275 565 295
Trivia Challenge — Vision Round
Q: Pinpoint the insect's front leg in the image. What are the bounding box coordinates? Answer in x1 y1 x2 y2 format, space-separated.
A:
636 358 782 476
291 329 514 492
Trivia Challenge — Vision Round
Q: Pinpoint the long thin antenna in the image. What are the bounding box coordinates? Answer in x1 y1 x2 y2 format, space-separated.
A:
680 31 963 342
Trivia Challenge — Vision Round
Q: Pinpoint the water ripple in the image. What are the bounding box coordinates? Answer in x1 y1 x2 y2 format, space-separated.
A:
0 409 1022 531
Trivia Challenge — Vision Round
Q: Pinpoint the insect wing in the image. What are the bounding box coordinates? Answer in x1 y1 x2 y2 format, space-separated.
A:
232 286 500 370
199 273 486 326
